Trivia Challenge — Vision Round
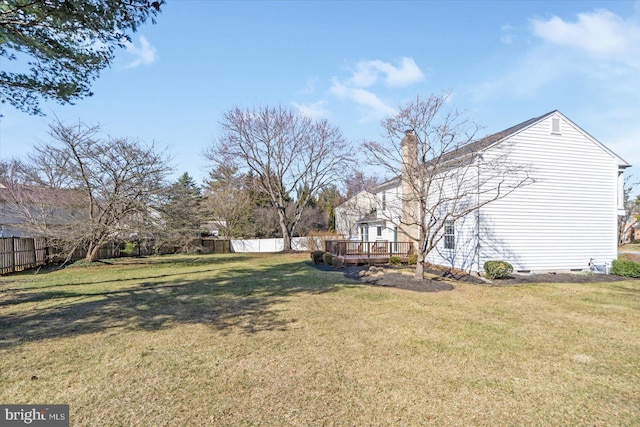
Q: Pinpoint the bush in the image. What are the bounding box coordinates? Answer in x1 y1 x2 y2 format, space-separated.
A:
611 258 640 278
332 256 344 268
120 241 138 256
408 254 418 265
484 260 513 279
310 250 325 264
389 256 402 266
322 252 333 265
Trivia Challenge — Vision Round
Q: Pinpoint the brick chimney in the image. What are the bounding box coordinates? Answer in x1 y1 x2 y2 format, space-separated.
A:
399 130 419 246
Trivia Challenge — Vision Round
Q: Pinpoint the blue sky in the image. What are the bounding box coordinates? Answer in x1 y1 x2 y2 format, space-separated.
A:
1 0 639 190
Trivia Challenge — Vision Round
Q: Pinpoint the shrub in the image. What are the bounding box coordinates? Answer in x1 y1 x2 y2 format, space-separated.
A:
322 252 333 265
310 250 325 264
408 254 418 265
484 260 514 279
332 256 344 268
120 241 138 256
611 258 640 278
389 256 402 266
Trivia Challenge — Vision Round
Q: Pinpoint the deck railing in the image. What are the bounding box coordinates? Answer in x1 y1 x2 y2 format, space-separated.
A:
325 240 414 259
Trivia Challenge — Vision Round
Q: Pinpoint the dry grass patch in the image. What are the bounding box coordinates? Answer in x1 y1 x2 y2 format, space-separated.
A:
619 243 640 252
1 253 639 426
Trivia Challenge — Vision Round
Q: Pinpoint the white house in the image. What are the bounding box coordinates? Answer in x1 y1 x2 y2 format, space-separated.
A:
334 190 378 240
335 110 631 273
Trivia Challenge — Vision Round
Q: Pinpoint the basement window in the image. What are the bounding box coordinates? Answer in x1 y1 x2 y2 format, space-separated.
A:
551 117 561 134
444 220 455 250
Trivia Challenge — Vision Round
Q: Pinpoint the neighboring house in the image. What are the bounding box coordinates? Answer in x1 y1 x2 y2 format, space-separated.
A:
0 184 24 237
201 219 227 237
0 183 85 237
334 190 377 240
335 110 631 273
625 218 640 243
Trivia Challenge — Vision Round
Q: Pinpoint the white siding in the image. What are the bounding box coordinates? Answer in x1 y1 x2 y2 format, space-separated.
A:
426 213 478 271
334 191 376 239
479 113 618 272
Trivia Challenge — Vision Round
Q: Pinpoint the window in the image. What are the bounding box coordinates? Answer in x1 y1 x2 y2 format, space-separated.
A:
551 117 561 134
381 192 386 210
376 226 382 237
444 220 455 250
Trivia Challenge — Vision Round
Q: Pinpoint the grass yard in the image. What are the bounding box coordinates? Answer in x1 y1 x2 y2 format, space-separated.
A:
619 243 640 252
1 253 639 426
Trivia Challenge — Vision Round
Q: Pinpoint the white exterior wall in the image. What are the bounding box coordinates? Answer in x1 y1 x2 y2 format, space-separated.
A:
337 112 624 272
334 191 376 239
478 113 619 272
425 212 479 271
377 185 402 243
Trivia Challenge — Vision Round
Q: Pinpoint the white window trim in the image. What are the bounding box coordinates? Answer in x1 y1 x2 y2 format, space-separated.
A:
444 220 455 250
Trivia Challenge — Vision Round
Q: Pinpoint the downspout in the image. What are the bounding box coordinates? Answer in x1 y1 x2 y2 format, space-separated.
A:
475 155 481 275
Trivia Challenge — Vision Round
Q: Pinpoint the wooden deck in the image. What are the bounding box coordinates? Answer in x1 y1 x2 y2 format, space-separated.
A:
325 240 414 265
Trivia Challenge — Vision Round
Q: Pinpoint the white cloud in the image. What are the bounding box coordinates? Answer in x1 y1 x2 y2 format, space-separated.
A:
123 35 157 69
292 101 329 119
327 57 422 122
530 9 640 64
472 6 640 102
330 78 396 121
350 57 424 88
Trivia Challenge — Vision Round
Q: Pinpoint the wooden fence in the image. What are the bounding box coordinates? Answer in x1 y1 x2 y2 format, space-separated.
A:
0 237 232 275
0 237 48 275
202 238 231 254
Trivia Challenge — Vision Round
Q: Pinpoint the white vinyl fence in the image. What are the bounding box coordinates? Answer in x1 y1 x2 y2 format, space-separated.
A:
230 237 309 253
230 236 344 253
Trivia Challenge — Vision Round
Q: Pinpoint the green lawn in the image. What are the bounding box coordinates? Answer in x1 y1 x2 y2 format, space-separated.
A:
1 253 639 426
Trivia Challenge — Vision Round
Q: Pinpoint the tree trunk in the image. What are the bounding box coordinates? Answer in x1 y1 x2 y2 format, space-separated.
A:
277 209 293 251
86 241 101 262
414 252 425 280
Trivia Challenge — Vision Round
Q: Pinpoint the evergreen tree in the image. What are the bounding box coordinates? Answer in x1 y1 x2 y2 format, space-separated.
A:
1 0 163 115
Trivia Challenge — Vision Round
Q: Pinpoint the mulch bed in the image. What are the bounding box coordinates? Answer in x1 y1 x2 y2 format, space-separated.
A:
308 262 633 293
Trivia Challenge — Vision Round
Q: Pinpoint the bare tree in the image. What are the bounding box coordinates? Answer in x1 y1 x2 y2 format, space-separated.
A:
618 175 639 245
344 170 382 199
364 94 533 279
205 105 352 250
10 120 172 262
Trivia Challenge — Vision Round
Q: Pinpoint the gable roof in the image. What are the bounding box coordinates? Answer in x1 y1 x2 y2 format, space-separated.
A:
439 110 558 163
457 109 630 168
0 183 85 207
370 110 631 195
334 189 376 211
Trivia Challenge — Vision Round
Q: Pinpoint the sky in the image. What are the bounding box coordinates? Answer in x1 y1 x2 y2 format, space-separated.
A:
1 0 639 192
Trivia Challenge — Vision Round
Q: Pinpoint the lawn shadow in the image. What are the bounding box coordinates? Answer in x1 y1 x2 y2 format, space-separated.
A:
0 257 347 348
